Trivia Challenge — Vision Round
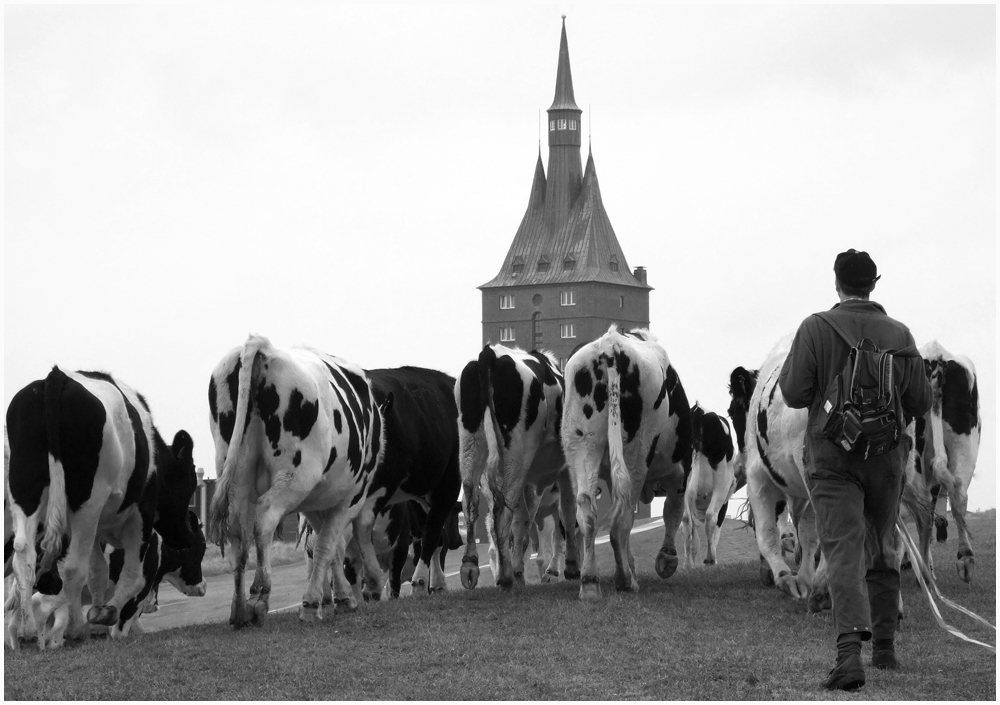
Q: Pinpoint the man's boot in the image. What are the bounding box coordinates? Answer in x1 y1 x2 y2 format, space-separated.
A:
823 633 866 691
872 638 899 670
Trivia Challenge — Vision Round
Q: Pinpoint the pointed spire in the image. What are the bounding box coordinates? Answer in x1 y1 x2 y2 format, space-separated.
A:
527 150 547 212
580 146 600 203
549 16 580 111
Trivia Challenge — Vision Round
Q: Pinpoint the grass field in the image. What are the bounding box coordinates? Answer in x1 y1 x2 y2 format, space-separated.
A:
4 510 995 700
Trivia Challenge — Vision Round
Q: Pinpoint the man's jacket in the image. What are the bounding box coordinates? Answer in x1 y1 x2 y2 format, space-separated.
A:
778 299 932 427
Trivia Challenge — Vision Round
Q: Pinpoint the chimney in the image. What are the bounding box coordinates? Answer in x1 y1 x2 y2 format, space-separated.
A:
633 266 647 285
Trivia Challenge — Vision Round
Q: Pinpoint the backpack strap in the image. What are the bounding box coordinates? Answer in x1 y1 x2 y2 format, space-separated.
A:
814 311 919 358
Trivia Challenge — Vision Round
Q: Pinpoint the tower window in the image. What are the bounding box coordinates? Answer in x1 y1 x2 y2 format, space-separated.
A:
558 119 567 130
560 324 576 339
560 291 575 306
532 313 543 347
619 295 625 308
569 120 577 130
549 120 555 131
500 294 515 310
500 327 515 342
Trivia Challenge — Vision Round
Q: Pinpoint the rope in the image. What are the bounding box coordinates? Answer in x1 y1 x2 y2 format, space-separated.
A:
896 517 995 653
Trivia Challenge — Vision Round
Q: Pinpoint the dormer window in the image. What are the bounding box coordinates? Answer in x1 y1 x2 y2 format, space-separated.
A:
609 254 620 272
563 255 576 271
511 255 525 276
537 255 550 272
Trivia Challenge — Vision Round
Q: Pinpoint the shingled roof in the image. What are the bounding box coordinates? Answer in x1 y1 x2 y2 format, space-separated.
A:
481 146 649 290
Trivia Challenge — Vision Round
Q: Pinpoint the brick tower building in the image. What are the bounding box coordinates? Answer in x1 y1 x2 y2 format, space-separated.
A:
479 18 651 369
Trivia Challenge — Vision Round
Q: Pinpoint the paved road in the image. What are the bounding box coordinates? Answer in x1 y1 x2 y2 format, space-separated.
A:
140 519 666 633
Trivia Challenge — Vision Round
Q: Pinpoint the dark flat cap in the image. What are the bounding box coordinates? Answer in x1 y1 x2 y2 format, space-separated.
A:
834 249 881 287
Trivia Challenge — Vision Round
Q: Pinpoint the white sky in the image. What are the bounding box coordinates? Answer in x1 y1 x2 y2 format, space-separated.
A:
4 4 995 510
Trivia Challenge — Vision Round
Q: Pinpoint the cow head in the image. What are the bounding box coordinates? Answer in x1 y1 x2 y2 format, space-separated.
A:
153 430 198 550
158 511 207 597
727 367 758 453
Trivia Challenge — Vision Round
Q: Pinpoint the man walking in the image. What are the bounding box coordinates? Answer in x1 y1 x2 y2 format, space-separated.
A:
778 249 932 691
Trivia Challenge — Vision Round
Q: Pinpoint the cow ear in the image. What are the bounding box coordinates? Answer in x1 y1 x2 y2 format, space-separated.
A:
172 430 194 461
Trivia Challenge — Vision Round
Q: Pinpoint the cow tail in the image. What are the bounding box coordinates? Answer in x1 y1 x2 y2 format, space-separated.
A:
39 367 69 569
208 335 270 549
605 342 630 523
478 347 505 500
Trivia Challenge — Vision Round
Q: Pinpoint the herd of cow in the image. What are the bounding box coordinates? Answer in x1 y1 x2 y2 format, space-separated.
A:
3 326 982 652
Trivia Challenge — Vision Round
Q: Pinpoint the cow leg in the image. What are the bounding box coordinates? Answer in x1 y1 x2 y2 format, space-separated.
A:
459 434 487 590
227 529 250 629
655 467 686 580
351 503 387 602
566 448 603 601
86 514 143 634
945 441 976 581
557 471 581 580
387 517 411 598
539 510 563 583
413 473 461 595
706 501 728 565
86 542 110 619
427 547 448 592
301 508 354 622
110 534 160 639
509 483 541 587
251 475 317 625
747 469 803 597
678 501 697 570
703 480 734 566
9 509 41 647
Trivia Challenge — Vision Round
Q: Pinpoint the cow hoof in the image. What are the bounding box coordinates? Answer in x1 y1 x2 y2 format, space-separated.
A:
87 605 117 627
703 558 716 566
579 577 602 601
333 598 356 614
299 602 320 623
249 599 268 626
655 549 678 579
776 572 809 600
460 560 480 590
957 556 975 583
541 569 559 584
807 587 832 613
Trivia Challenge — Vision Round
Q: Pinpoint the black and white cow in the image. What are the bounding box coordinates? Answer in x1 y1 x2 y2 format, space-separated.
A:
455 344 577 590
737 338 828 606
348 367 462 600
207 335 384 626
679 404 738 568
905 341 981 582
5 367 198 648
561 326 692 600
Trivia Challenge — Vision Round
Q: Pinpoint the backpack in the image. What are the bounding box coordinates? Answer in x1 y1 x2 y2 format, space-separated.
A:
814 312 917 458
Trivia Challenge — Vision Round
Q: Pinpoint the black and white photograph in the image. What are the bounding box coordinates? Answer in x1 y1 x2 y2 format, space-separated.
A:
4 3 995 700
